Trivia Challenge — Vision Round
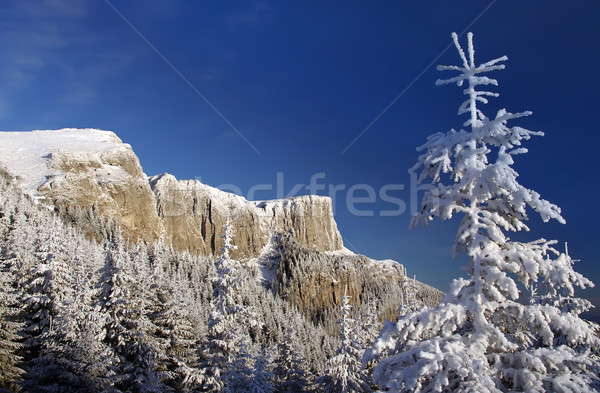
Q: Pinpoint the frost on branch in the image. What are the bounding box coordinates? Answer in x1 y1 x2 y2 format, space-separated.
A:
368 32 600 393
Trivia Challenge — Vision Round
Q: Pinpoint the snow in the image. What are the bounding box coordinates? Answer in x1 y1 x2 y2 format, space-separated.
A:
0 128 131 194
249 236 280 288
369 258 401 270
368 32 600 392
323 248 404 273
323 247 356 257
151 174 252 216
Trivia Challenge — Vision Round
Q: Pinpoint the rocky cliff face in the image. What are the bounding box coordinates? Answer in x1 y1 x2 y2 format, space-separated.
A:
0 129 164 243
272 233 442 328
42 145 165 244
150 173 343 258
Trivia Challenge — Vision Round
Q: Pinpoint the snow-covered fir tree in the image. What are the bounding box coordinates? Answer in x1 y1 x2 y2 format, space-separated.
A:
398 270 420 317
20 216 93 391
318 290 374 393
16 212 57 361
367 32 600 392
199 219 262 392
22 220 117 392
149 277 204 391
0 216 24 391
0 170 347 391
0 185 25 391
0 271 23 392
272 328 311 392
247 348 276 393
96 230 168 392
356 299 380 353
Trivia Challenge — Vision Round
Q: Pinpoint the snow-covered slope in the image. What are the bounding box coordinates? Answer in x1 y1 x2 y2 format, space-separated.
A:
0 128 164 242
0 128 132 193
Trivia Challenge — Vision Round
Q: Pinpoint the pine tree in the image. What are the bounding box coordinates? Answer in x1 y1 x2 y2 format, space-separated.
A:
151 279 204 391
19 215 76 373
398 270 420 317
317 290 373 393
248 348 276 393
96 231 168 392
272 328 311 393
199 219 261 392
222 341 255 393
0 248 24 391
367 32 600 392
0 186 25 391
23 217 117 392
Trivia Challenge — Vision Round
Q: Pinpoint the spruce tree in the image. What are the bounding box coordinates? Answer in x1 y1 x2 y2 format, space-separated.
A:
23 217 116 392
398 270 420 317
0 247 24 391
318 290 373 393
367 32 600 392
272 328 310 393
0 182 24 391
199 220 261 392
248 348 276 393
96 230 167 392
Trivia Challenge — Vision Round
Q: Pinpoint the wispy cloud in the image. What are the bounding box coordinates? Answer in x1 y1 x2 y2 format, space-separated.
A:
224 1 272 29
104 0 261 154
15 0 91 18
0 1 130 105
0 19 65 87
59 81 96 104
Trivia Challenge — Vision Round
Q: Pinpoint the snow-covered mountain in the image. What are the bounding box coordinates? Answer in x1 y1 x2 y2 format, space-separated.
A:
0 128 441 328
0 128 342 258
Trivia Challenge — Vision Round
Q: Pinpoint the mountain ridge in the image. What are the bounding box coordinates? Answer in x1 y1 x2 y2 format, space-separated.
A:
0 128 343 259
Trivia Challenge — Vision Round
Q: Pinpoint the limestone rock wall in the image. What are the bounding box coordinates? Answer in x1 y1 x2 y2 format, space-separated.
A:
0 129 442 331
274 233 442 329
149 173 343 259
39 146 164 244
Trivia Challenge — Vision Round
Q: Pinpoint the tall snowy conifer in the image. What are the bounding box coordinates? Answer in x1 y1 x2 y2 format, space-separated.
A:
19 215 76 364
247 348 276 393
0 237 24 390
151 278 204 391
200 219 261 392
272 328 311 393
0 187 25 390
318 290 373 393
398 271 420 317
96 230 167 392
23 218 117 392
367 32 600 392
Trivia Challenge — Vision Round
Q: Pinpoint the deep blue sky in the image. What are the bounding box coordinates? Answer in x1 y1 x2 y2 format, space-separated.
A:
1 1 599 315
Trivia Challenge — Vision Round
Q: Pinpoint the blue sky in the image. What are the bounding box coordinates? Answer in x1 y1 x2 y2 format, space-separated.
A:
1 1 599 316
